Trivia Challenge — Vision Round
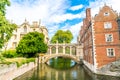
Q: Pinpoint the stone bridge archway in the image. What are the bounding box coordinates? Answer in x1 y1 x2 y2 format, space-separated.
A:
41 53 80 64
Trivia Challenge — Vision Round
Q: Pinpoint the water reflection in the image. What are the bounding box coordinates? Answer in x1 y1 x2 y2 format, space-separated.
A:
48 57 76 70
14 64 120 80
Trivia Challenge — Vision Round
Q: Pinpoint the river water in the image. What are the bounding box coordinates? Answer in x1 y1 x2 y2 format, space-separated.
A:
14 58 120 80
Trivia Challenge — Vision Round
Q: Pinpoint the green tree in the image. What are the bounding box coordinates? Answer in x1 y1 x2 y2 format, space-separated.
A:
16 32 48 57
0 0 17 48
51 30 73 43
0 0 10 15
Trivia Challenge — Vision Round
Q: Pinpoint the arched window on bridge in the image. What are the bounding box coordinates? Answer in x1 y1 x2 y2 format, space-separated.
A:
51 46 56 54
58 46 63 53
72 46 76 55
65 46 70 54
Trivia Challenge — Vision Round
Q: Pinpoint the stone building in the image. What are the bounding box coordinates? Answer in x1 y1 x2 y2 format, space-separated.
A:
79 4 120 73
6 19 49 50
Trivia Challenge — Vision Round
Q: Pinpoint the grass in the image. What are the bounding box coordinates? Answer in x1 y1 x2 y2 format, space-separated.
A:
0 57 35 67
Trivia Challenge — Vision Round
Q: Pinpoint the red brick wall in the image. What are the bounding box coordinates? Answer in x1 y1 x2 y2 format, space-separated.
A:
93 5 120 68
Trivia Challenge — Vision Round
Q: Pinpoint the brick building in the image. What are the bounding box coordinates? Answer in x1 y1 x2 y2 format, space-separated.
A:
79 5 120 73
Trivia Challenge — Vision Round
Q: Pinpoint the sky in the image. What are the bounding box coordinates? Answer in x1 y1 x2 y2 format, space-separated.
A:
6 0 120 43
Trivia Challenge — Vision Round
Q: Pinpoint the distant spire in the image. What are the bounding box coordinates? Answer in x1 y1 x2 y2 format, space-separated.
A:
25 18 27 22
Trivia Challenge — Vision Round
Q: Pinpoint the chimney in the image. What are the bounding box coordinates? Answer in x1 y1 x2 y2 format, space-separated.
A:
86 8 91 21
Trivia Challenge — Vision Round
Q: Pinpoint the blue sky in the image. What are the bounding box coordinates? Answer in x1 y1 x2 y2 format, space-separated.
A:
6 0 119 43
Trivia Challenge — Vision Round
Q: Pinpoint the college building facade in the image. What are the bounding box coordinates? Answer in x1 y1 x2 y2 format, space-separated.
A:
79 4 120 73
5 19 49 50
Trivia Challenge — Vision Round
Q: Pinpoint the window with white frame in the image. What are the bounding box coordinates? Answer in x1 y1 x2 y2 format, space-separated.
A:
105 34 113 42
104 22 112 29
107 48 115 57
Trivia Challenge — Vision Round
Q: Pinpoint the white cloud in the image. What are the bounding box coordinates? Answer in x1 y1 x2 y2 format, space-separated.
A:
50 13 82 23
6 0 70 25
69 22 82 42
88 0 120 17
7 0 119 43
6 0 84 43
70 4 83 11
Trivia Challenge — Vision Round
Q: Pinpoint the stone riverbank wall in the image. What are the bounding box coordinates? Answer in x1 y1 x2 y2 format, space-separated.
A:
84 59 120 77
0 62 37 80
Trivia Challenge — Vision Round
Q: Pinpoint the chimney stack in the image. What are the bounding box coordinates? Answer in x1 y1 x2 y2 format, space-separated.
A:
86 8 91 21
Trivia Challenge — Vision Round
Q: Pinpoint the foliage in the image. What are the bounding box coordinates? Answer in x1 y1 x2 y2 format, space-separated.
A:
0 0 10 15
51 30 73 43
1 50 17 58
0 0 17 48
16 32 48 57
3 58 35 67
0 53 5 63
15 58 35 67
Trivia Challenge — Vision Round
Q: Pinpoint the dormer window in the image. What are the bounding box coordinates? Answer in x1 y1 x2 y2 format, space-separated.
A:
104 12 109 16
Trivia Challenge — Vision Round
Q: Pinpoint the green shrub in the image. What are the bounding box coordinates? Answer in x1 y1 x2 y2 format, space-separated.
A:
26 58 35 63
0 54 5 63
16 32 48 58
2 50 17 58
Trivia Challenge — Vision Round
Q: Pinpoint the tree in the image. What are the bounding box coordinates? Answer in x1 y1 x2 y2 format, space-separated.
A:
0 0 10 15
0 0 17 48
16 32 48 57
51 30 73 43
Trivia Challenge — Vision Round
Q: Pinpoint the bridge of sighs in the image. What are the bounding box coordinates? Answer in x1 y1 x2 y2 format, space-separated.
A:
39 43 83 64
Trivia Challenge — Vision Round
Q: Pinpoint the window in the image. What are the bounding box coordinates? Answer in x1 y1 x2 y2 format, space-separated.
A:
104 22 112 29
12 42 17 48
105 34 113 42
24 26 27 32
33 28 35 31
14 35 17 39
107 48 115 57
104 12 109 16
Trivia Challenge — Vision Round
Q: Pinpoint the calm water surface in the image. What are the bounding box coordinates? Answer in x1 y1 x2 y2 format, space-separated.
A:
14 58 120 80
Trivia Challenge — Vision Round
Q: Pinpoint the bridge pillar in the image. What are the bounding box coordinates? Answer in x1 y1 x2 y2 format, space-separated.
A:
56 46 58 54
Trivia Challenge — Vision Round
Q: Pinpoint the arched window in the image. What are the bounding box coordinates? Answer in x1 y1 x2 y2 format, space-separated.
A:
24 26 27 32
58 46 63 53
65 46 70 54
51 46 56 54
72 46 76 55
